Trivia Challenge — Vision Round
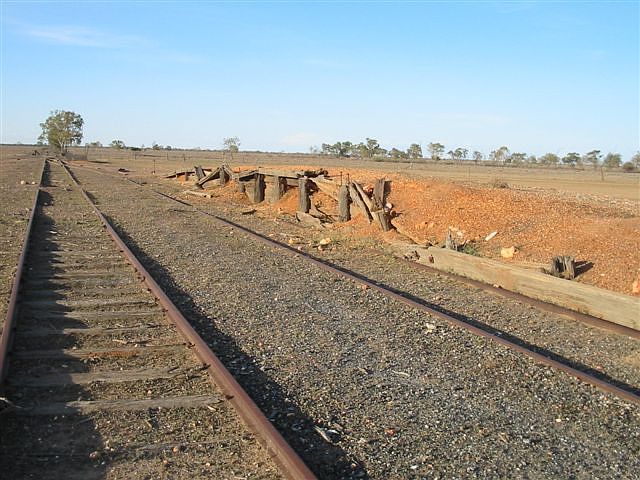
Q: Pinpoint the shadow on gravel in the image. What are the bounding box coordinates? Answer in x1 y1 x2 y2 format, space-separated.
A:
212 216 640 399
1 175 107 479
107 221 367 479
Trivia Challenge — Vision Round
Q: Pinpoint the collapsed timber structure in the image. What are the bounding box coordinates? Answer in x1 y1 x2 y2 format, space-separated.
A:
165 165 394 231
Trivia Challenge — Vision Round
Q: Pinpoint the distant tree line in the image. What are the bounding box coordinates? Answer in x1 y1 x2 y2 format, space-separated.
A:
313 139 640 171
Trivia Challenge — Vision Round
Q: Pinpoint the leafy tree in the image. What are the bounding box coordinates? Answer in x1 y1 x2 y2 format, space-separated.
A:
491 146 510 164
472 151 483 163
447 150 455 161
539 153 560 166
526 155 538 164
631 151 640 169
427 142 445 161
321 143 333 155
454 147 468 161
622 161 636 172
110 140 126 149
86 141 102 147
603 152 622 169
152 142 162 150
583 150 602 169
223 136 240 153
390 147 408 160
510 152 527 165
562 152 581 167
333 141 353 157
407 143 423 159
38 110 84 154
358 138 384 159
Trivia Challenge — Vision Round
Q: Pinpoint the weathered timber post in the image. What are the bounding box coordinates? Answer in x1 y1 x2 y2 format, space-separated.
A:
268 176 287 204
252 174 265 203
219 167 230 185
194 165 205 180
348 182 372 223
372 178 392 232
338 184 351 222
298 177 310 213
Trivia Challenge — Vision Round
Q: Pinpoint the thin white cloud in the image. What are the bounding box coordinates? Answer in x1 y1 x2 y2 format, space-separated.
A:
23 25 147 48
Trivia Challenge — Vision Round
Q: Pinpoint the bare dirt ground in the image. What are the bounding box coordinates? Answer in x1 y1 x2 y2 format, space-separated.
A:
41 143 638 296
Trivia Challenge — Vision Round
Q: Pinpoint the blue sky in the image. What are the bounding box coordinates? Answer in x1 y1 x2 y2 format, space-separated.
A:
1 1 638 158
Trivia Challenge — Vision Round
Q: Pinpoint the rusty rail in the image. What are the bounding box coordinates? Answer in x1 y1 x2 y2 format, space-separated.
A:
59 162 316 480
65 162 640 406
0 159 46 391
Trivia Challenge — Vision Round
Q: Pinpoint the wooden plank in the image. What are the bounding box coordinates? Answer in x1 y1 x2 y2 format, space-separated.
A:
348 182 372 223
17 324 164 337
20 394 223 415
184 190 212 199
417 246 640 330
267 176 287 204
338 184 351 222
372 178 388 209
250 174 265 203
353 182 375 212
298 177 311 213
311 176 340 200
195 167 220 187
11 343 186 360
22 297 157 310
194 165 205 180
11 366 199 387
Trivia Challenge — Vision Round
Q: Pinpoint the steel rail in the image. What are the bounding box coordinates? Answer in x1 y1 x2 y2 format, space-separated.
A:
0 159 46 391
68 162 638 340
67 163 640 405
402 260 640 340
59 162 316 480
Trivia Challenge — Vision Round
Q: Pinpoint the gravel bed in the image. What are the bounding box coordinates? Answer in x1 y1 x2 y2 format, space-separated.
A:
1 405 279 479
1 162 282 480
150 176 640 393
0 155 43 331
73 165 640 479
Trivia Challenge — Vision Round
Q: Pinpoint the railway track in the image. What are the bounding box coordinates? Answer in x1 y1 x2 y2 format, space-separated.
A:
73 164 639 406
0 161 315 479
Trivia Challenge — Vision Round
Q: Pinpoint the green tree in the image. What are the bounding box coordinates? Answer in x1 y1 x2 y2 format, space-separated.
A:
603 152 622 169
454 147 468 162
86 141 102 147
390 147 408 160
358 138 384 159
428 142 445 161
583 150 602 169
223 136 240 153
38 110 84 154
632 151 640 169
472 151 483 163
110 140 126 149
562 152 581 167
332 141 353 157
540 153 560 166
407 143 423 159
491 146 510 164
510 152 527 165
526 155 538 164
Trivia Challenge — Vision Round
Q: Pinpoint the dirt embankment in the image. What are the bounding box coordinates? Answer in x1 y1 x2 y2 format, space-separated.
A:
192 164 638 297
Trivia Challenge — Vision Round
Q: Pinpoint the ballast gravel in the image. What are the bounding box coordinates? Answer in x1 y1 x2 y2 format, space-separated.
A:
73 165 640 479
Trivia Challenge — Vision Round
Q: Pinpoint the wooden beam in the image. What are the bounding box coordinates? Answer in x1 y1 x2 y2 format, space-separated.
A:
298 177 311 213
11 367 199 387
416 246 640 331
338 184 351 222
353 182 375 212
194 165 205 180
267 175 287 204
21 394 222 415
348 182 372 223
312 176 340 200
